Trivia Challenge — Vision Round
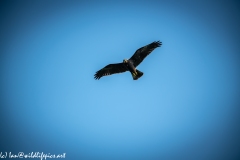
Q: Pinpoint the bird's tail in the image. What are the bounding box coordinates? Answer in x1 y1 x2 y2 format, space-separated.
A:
131 69 144 80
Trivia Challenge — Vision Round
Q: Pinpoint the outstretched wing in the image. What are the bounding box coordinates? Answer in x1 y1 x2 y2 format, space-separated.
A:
129 41 162 67
94 63 127 80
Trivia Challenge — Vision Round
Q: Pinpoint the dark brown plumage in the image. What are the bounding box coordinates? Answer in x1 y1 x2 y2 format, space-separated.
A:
94 41 162 80
94 63 128 80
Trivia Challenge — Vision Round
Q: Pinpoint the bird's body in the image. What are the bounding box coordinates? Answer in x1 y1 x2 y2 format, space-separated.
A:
123 59 143 80
94 41 162 80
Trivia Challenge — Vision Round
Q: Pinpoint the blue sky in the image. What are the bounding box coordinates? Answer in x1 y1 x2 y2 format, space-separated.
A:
1 0 240 159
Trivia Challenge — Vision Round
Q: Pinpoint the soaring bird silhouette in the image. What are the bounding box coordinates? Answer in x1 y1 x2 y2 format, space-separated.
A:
94 41 162 80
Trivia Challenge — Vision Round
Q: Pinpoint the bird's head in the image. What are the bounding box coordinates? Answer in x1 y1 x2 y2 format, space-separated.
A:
123 59 128 63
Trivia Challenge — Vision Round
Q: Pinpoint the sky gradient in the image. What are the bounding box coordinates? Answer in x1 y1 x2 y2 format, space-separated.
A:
1 0 240 159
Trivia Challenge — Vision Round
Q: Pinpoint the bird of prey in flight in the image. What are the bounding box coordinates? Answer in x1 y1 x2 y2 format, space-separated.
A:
94 41 162 80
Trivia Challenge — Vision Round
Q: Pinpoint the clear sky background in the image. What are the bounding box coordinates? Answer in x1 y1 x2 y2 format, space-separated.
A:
0 0 240 159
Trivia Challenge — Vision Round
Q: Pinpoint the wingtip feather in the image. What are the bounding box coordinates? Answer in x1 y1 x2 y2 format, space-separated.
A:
155 40 162 47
